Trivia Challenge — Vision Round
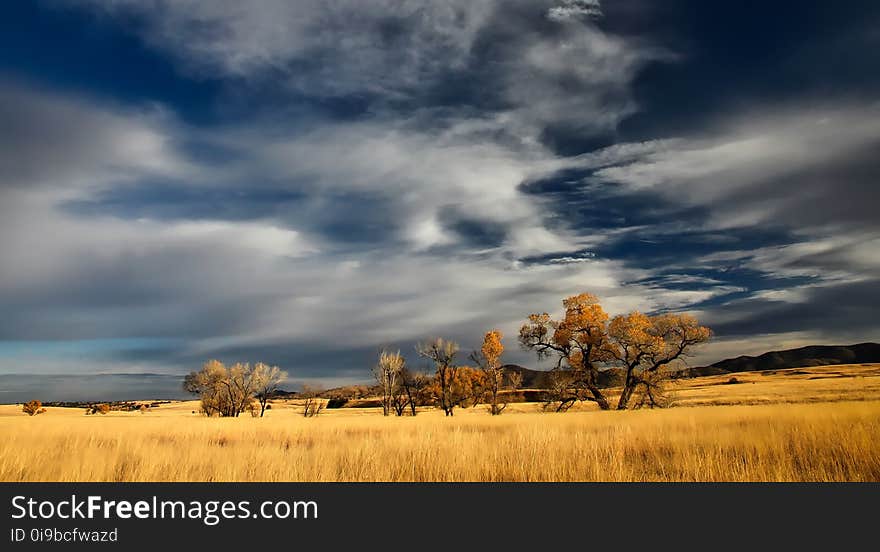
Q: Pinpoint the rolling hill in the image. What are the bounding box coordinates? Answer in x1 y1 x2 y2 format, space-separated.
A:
681 342 880 377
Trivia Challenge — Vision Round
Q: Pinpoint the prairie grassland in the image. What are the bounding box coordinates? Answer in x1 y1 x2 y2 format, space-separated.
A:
1 364 879 482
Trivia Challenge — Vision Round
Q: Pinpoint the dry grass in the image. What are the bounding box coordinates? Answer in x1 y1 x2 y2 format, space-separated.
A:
1 364 878 482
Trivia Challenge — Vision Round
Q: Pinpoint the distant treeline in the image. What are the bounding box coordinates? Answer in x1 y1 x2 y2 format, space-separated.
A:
42 400 171 410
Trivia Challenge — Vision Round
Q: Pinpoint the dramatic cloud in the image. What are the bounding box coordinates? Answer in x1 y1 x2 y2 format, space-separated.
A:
590 104 880 232
0 1 877 399
0 81 186 192
547 1 603 22
70 0 667 142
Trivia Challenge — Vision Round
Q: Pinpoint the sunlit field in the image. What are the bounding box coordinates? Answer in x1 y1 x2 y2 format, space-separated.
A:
1 364 878 482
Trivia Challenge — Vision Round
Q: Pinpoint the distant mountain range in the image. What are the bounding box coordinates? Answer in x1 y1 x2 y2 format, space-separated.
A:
680 342 880 377
502 343 880 388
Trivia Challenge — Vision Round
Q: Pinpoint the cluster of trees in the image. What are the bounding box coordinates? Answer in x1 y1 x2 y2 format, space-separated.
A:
369 293 709 416
22 293 710 419
171 291 710 419
520 293 712 411
372 331 523 417
183 361 287 417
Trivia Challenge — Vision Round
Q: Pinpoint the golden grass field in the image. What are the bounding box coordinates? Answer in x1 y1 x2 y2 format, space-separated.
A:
1 364 879 482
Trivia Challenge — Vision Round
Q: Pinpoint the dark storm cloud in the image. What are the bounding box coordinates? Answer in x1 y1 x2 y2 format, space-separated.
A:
711 279 880 337
603 0 880 140
716 137 880 232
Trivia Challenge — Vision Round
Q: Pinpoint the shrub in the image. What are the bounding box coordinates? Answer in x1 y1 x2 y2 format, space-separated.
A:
87 403 112 415
22 400 46 416
303 397 325 418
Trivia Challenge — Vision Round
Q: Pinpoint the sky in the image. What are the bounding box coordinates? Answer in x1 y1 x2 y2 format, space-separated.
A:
1 0 879 401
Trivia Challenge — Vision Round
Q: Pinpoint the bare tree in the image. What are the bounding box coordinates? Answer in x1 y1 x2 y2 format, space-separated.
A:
373 349 406 416
300 385 325 418
399 368 431 416
540 369 582 412
183 360 273 417
252 363 288 417
416 338 460 416
507 371 523 393
184 360 228 416
226 362 262 417
504 370 524 409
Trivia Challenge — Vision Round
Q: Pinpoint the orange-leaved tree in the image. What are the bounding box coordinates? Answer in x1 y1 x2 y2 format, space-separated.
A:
470 330 512 415
519 293 613 410
607 312 711 409
454 365 488 408
22 400 46 416
521 293 711 411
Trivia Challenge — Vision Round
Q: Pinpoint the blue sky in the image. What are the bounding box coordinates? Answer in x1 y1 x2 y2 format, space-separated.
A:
1 1 879 400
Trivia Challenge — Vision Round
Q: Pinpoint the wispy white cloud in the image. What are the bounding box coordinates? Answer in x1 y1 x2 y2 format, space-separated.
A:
2 2 877 387
547 0 603 22
0 80 714 375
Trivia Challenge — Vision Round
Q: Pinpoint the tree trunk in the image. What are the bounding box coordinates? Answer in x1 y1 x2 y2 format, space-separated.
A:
617 385 634 410
586 384 610 410
404 381 416 416
617 368 636 410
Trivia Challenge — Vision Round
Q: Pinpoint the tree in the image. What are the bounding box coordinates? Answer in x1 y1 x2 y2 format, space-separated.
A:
184 360 230 416
506 371 524 406
454 366 488 408
300 385 325 418
399 367 432 416
252 363 288 417
520 293 613 410
373 349 406 416
521 293 712 411
183 360 268 417
607 312 711 409
470 330 510 415
539 368 582 412
226 362 262 417
416 337 461 416
22 400 46 416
